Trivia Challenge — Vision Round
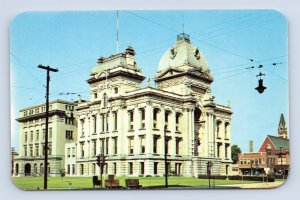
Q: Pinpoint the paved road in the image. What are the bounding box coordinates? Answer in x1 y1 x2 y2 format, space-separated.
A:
218 181 285 189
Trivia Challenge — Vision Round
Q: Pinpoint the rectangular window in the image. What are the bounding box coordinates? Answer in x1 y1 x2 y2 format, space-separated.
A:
113 163 117 175
36 130 39 141
176 113 181 131
140 136 145 154
42 129 45 139
81 143 85 158
129 111 134 130
129 137 134 155
93 140 97 156
30 131 33 141
153 136 158 154
80 164 84 175
42 145 45 156
25 132 28 142
140 162 144 175
166 138 169 155
113 111 118 131
106 138 109 155
100 139 104 154
154 162 158 175
66 130 73 140
140 108 145 129
48 145 52 155
72 164 75 175
30 146 33 156
153 108 158 128
106 114 109 132
49 127 52 139
113 137 118 155
24 146 27 156
36 145 39 156
67 165 70 175
93 116 97 134
165 111 169 130
81 120 85 136
176 139 180 155
67 148 71 157
72 147 75 157
101 115 105 133
129 162 133 175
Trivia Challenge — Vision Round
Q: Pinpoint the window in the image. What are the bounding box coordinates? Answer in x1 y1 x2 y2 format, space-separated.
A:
36 130 39 141
93 115 97 134
154 162 158 175
80 164 84 175
101 115 105 132
67 148 71 157
105 138 109 155
42 145 45 156
129 137 134 155
153 108 159 128
113 163 117 175
153 136 158 154
114 87 118 94
30 131 33 141
24 146 27 156
103 93 107 108
140 108 145 129
140 136 145 154
217 143 221 157
176 113 181 131
165 138 170 155
72 147 75 157
36 145 39 156
42 129 45 139
176 138 181 155
49 127 52 139
67 165 70 175
113 111 118 131
72 164 75 175
48 145 52 155
80 143 85 158
30 146 33 156
81 120 85 136
128 111 134 130
93 92 98 99
225 122 230 138
216 121 221 138
140 162 144 175
25 132 28 142
106 114 109 132
100 139 104 154
129 162 133 175
93 140 97 156
113 137 118 155
165 111 170 130
225 144 229 158
66 130 73 140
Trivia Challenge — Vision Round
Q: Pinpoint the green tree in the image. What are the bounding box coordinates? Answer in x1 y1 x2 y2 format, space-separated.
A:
231 145 242 164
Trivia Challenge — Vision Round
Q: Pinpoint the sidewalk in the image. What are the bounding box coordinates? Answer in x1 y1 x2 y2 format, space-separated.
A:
218 181 284 189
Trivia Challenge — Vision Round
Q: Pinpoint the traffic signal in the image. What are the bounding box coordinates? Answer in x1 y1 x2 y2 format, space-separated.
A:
96 154 101 167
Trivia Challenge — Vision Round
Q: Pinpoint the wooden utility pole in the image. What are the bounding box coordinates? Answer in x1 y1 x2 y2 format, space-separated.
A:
37 65 58 190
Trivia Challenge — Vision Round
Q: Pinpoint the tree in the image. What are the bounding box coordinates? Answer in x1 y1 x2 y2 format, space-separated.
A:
231 145 242 164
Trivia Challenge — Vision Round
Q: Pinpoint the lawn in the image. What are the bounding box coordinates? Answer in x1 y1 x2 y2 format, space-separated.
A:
12 176 261 190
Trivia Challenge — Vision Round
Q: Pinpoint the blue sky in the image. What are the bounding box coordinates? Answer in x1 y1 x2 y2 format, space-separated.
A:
10 10 288 153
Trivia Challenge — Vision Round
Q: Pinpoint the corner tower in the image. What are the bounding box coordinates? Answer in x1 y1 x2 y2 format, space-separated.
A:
155 33 213 98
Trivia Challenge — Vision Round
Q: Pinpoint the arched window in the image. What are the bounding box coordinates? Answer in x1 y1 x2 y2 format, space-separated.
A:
15 163 19 175
40 163 44 175
194 107 201 122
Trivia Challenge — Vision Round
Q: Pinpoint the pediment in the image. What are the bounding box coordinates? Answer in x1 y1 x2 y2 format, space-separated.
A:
156 68 185 79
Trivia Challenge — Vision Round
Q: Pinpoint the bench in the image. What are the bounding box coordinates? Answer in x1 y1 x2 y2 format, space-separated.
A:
125 179 142 189
105 179 122 189
92 176 102 188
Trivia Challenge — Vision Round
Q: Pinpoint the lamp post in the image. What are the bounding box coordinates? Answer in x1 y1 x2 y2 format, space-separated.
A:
207 161 213 189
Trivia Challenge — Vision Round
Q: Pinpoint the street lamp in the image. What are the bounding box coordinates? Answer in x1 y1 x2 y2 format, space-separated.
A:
206 161 213 189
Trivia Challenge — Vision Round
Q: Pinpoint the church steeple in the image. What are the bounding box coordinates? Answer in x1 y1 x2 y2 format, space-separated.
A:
278 113 288 139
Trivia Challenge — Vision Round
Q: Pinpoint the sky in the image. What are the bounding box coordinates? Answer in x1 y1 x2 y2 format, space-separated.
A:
10 10 288 153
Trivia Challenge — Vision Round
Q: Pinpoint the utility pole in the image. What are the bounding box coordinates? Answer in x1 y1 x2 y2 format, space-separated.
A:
38 65 58 190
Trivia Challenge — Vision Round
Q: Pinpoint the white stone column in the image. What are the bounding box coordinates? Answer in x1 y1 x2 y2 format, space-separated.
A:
145 103 153 155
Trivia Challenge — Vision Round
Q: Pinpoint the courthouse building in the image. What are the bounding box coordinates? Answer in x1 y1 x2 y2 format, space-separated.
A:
72 33 233 177
13 100 78 176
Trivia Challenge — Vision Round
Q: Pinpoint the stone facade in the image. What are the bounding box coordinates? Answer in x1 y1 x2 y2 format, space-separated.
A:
72 34 232 177
13 100 78 177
